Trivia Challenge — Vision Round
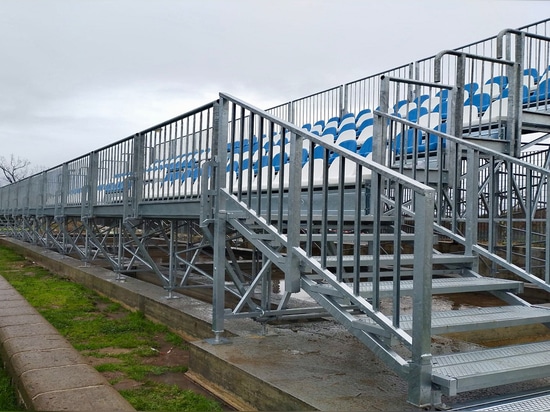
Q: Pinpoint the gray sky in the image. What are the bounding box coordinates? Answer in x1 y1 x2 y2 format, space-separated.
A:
1 0 549 173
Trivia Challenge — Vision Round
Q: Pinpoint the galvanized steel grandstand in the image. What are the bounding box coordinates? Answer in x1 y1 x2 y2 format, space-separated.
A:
3 18 550 408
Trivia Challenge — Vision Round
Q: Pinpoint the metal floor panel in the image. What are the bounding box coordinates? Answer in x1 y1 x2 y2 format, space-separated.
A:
356 306 550 335
318 253 475 267
432 341 550 394
452 388 550 411
355 277 524 297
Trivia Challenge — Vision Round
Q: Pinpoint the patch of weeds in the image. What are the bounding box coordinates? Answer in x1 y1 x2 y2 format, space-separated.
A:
120 383 222 412
0 366 22 411
165 331 186 347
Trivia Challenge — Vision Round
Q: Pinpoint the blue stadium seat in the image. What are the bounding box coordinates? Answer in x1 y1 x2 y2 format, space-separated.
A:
272 152 289 173
424 123 447 152
311 120 325 135
325 116 340 130
329 139 357 163
355 109 372 128
465 93 491 113
529 79 550 103
335 123 357 144
435 89 449 100
394 128 422 155
485 75 508 88
321 126 338 142
432 100 449 120
358 137 372 157
414 95 431 107
500 85 530 105
464 82 479 96
357 117 374 134
338 113 356 132
407 107 429 122
523 68 539 90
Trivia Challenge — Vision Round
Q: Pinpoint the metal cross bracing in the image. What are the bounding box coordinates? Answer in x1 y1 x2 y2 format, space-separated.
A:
2 18 550 410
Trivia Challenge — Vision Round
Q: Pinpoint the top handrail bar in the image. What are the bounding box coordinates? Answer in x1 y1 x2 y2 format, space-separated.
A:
517 17 550 31
266 85 343 112
342 63 413 88
382 75 455 90
496 28 550 59
415 18 550 65
434 49 517 83
139 100 218 135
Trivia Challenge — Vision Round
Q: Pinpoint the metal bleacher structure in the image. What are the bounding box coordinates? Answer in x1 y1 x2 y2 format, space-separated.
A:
3 18 550 408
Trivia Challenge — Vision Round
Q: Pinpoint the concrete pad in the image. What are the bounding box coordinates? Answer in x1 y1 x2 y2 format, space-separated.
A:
190 327 419 412
32 385 135 412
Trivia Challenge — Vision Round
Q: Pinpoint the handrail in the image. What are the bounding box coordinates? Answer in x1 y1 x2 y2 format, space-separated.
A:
434 49 517 83
496 28 550 59
221 92 435 194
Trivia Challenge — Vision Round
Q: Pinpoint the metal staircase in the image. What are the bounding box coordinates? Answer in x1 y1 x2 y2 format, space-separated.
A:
208 89 550 408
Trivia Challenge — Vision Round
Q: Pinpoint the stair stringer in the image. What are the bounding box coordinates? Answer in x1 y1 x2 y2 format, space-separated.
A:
220 192 427 394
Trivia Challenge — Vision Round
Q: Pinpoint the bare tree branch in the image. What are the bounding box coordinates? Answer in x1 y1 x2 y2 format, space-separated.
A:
0 155 32 185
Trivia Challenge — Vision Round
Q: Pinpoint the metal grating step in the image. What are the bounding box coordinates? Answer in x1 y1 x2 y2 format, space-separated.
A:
452 387 550 411
432 341 550 396
355 306 550 335
354 277 524 298
316 253 475 267
300 232 419 242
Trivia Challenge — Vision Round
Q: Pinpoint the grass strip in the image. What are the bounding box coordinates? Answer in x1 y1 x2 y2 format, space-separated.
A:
0 246 222 412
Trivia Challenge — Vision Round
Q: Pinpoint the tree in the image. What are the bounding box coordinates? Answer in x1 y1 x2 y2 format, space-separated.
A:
0 155 32 185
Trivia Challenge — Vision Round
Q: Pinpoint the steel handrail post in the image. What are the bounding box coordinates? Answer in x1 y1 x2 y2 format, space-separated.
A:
212 98 229 342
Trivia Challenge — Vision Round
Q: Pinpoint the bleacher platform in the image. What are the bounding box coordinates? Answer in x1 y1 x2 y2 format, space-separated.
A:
2 18 550 409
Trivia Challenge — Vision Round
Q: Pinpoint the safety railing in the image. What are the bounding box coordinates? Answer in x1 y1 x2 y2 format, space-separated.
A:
140 102 215 202
267 85 343 130
379 95 550 288
215 92 436 404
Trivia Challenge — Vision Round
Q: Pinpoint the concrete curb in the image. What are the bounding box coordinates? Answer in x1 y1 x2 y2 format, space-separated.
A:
0 276 135 411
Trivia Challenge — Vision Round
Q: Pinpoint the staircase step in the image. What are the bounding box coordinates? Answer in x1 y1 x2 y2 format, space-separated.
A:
431 341 550 396
416 305 550 334
355 305 550 336
300 232 418 242
354 277 524 298
317 253 475 267
452 387 550 411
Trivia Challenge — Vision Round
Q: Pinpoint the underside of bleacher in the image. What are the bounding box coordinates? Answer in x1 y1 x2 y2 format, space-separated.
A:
3 19 550 409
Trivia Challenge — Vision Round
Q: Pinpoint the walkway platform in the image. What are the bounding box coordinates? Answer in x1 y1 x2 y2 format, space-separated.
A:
2 237 550 411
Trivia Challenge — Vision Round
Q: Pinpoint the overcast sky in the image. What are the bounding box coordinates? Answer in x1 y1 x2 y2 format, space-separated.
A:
1 0 549 175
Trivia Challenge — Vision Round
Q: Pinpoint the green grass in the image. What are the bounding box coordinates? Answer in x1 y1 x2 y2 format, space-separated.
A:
0 246 222 412
0 366 22 411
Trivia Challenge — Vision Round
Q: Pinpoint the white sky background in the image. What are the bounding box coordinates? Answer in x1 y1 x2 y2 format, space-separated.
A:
1 0 549 174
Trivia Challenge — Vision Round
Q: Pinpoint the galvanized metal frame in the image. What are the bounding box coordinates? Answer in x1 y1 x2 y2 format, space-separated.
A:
1 18 550 408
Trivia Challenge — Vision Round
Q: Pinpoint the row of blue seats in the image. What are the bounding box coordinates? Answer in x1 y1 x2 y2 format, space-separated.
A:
100 64 550 194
